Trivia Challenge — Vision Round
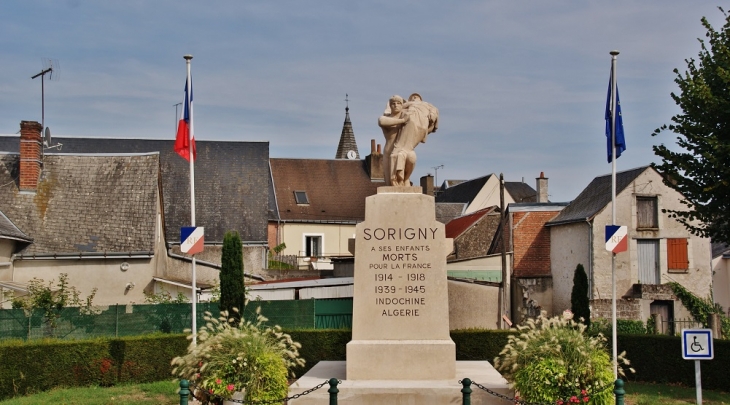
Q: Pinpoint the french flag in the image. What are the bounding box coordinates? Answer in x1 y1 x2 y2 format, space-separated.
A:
174 77 196 161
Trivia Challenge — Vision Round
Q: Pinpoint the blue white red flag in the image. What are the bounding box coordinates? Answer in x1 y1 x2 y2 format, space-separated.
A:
605 70 626 163
174 77 196 161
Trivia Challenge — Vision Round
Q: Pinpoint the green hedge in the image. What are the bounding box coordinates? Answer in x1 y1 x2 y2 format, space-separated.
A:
3 329 729 400
614 334 730 391
0 333 189 400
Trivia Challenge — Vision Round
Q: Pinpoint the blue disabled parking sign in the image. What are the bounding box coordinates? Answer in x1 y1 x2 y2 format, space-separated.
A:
681 329 713 360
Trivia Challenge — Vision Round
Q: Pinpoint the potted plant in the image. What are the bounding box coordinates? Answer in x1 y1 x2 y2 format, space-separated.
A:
172 307 305 404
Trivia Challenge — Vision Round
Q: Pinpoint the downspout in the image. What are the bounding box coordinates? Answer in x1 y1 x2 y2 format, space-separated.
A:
586 219 594 300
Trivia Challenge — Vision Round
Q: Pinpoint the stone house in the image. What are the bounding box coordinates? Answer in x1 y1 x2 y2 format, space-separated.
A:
0 121 272 303
0 121 167 306
546 166 712 325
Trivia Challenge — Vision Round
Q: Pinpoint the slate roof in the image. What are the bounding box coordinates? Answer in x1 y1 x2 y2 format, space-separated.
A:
435 174 537 205
436 175 490 204
435 202 467 224
270 158 380 222
505 181 538 203
335 107 360 160
0 136 270 243
546 166 650 226
445 206 498 239
0 153 158 255
0 210 31 243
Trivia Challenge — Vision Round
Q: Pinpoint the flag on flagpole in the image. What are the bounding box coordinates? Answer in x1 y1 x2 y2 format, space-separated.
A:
174 77 196 161
605 71 626 163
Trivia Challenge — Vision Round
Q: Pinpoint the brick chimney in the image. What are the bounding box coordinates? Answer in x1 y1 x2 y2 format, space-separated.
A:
19 121 43 191
420 174 434 196
536 172 548 203
365 139 384 181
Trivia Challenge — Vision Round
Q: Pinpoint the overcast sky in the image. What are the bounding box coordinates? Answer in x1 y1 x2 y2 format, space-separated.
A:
1 1 724 202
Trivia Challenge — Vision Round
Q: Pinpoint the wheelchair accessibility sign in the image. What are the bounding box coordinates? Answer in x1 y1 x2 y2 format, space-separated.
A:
681 329 713 360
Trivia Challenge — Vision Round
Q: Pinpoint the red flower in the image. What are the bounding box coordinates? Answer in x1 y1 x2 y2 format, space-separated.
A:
557 400 564 405
583 397 589 403
227 384 235 391
216 378 222 384
581 389 587 396
208 389 213 394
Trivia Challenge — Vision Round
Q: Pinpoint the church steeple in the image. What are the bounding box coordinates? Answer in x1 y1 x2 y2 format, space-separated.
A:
335 94 360 160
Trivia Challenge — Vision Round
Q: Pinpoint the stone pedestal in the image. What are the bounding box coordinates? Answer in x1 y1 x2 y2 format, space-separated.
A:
289 361 510 405
347 186 455 380
288 187 513 403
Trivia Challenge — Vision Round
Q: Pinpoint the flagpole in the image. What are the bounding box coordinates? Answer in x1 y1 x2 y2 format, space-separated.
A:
610 49 619 380
184 54 197 346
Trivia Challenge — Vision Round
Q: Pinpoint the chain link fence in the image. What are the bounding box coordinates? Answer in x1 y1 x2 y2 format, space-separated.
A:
0 299 353 341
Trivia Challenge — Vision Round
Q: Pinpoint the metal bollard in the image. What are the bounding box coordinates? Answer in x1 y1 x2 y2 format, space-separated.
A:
614 378 625 405
179 379 190 405
461 378 472 405
328 377 340 405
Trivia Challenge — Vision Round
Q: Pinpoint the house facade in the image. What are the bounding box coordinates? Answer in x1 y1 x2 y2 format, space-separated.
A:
547 166 712 324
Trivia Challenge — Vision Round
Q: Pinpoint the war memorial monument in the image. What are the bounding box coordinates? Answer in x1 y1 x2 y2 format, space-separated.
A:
289 94 510 404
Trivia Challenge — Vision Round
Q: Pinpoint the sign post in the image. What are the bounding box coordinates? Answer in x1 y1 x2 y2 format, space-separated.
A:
181 226 204 345
682 328 713 405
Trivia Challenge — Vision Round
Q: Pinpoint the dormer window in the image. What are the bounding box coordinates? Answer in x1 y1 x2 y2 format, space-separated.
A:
294 191 309 205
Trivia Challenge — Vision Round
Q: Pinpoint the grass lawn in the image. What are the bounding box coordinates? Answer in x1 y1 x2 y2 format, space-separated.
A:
625 381 730 405
0 380 728 404
0 381 181 405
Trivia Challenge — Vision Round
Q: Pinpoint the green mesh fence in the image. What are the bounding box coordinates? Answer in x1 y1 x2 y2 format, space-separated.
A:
0 298 352 341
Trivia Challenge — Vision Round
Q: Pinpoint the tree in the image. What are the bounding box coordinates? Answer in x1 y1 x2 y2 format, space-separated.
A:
11 273 97 332
570 264 590 327
220 231 245 320
652 8 730 244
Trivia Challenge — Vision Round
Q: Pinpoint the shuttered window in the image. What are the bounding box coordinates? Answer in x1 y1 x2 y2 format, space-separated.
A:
667 238 689 271
637 197 658 229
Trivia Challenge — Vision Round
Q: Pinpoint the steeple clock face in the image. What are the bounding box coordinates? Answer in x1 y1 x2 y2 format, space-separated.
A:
347 150 357 160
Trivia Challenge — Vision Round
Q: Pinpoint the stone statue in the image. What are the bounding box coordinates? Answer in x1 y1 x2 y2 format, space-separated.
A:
378 93 439 186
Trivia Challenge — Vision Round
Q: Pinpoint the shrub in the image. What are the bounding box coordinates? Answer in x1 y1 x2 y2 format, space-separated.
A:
220 231 246 321
494 312 632 405
588 318 647 335
171 308 304 403
571 264 590 327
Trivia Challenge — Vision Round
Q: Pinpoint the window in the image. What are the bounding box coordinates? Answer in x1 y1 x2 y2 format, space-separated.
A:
294 191 309 205
305 235 321 258
667 238 689 271
637 196 658 229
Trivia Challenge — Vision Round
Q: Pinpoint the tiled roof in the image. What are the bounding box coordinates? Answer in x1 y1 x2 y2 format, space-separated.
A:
270 158 380 222
0 153 158 254
435 202 466 224
445 206 498 239
547 166 650 226
0 136 270 243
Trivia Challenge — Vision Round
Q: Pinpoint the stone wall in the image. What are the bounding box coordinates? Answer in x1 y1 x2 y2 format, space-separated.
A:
591 298 641 320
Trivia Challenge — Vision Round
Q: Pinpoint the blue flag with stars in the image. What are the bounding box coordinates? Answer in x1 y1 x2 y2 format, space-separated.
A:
605 70 626 163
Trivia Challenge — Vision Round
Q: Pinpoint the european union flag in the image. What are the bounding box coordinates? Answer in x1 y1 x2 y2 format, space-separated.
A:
605 71 626 163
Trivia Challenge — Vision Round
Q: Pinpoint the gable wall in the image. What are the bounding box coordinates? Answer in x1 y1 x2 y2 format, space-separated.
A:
466 176 515 214
550 222 591 314
591 169 712 302
512 211 556 277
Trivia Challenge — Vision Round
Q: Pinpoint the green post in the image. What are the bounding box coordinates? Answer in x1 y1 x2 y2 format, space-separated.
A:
179 379 190 405
328 378 339 405
461 378 472 405
614 378 625 405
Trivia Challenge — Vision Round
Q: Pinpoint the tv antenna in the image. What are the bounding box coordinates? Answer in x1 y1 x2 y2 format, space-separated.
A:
432 164 444 189
31 58 60 134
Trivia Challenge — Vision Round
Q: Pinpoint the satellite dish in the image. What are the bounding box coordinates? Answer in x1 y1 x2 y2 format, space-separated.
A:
44 127 52 147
